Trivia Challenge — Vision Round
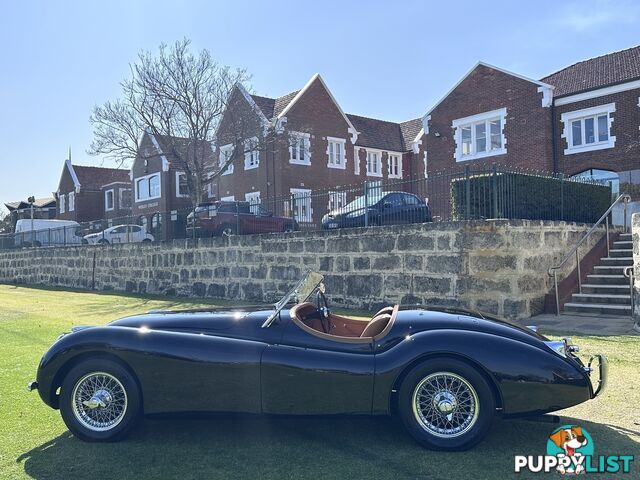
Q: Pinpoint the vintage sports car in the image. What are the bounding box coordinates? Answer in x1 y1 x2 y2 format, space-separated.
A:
28 271 606 450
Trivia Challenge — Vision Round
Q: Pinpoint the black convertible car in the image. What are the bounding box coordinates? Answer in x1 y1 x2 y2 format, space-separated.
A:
28 272 606 450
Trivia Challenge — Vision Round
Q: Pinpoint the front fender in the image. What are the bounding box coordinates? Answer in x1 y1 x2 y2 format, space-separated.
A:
373 329 591 416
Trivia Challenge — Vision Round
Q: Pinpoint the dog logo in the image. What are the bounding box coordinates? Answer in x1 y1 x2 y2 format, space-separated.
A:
547 425 594 474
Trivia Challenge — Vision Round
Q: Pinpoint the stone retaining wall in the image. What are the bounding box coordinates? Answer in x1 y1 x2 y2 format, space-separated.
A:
0 220 601 319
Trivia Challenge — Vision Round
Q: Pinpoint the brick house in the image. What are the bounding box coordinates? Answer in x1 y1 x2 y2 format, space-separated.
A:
419 46 640 192
130 131 215 240
4 197 56 231
101 181 132 224
55 160 130 224
214 74 424 225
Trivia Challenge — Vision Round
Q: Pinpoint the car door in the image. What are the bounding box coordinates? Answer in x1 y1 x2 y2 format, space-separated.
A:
261 313 375 415
401 193 425 224
109 226 125 243
379 193 405 225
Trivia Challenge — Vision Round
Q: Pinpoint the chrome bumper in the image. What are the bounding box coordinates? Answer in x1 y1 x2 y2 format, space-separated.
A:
27 381 38 392
587 354 607 398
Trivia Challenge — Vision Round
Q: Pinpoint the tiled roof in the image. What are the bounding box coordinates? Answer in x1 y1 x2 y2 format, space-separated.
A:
541 45 640 97
154 134 216 169
5 197 56 210
400 118 423 150
72 165 130 191
347 114 408 152
250 90 299 119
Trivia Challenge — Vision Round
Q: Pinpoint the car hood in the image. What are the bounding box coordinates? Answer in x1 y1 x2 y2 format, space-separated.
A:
108 305 275 333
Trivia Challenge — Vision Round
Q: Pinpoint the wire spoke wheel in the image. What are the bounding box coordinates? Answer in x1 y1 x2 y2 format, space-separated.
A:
412 372 479 438
71 372 128 432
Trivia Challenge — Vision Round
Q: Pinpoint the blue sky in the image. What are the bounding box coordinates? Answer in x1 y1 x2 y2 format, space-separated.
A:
1 0 639 212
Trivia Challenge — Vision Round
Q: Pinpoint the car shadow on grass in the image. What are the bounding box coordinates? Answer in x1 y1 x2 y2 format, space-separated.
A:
16 415 639 480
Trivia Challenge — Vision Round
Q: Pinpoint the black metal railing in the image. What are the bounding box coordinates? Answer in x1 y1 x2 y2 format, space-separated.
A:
0 164 614 250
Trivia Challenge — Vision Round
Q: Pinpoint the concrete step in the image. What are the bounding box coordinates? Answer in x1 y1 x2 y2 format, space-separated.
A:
585 274 629 285
571 293 631 305
613 240 633 249
609 248 633 258
593 265 633 275
600 257 634 266
563 302 631 316
619 233 632 241
582 284 631 295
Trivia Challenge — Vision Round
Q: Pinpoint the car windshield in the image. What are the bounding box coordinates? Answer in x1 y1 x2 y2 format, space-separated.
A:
335 194 384 213
261 271 324 328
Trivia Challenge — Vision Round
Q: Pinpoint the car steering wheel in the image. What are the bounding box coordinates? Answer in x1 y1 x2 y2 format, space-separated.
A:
316 289 331 333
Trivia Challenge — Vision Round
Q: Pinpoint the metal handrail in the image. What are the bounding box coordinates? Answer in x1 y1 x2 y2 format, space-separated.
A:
548 193 631 316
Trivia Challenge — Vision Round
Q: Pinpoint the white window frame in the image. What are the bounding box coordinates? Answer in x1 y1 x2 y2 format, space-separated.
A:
134 172 161 202
59 194 65 214
221 195 235 201
561 103 616 155
68 191 75 212
423 151 428 179
290 188 313 223
452 108 507 162
105 189 115 211
289 132 311 165
326 137 346 169
119 188 132 209
219 144 234 175
386 152 403 179
175 172 189 198
244 137 260 170
327 191 347 211
366 149 383 177
245 191 261 213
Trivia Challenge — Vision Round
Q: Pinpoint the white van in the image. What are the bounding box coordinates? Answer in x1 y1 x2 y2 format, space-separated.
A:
14 219 83 247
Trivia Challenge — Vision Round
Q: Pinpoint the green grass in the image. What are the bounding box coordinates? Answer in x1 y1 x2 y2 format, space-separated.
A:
0 284 638 480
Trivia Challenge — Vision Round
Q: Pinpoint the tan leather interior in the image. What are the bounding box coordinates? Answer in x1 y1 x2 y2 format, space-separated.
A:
289 302 398 343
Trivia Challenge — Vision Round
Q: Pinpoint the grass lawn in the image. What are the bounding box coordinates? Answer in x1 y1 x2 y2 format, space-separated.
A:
0 284 638 480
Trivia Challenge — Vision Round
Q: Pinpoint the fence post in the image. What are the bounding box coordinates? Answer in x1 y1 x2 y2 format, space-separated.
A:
63 226 66 246
48 228 51 247
560 173 565 221
363 181 369 227
464 165 471 220
192 206 196 240
491 163 498 219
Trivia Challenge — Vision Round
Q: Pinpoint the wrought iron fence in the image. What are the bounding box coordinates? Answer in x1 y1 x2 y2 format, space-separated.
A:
0 164 613 250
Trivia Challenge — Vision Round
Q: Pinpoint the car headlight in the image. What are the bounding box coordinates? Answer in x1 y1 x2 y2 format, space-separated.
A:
544 340 567 357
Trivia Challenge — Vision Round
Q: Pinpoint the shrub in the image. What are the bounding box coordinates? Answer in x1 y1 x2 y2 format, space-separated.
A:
451 171 611 223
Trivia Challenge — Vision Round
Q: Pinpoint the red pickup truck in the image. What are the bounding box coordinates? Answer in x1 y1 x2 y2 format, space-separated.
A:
186 201 298 237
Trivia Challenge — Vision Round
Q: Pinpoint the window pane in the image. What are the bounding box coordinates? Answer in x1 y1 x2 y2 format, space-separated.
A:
598 115 609 142
336 143 342 164
149 175 160 197
585 117 595 144
461 126 472 155
489 119 501 150
572 121 582 146
475 123 486 152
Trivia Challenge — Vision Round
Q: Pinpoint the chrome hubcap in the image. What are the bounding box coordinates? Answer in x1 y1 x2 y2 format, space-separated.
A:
412 372 479 438
72 372 128 432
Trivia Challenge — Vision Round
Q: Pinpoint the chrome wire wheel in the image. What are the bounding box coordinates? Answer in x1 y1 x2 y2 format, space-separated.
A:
71 372 128 432
412 372 479 438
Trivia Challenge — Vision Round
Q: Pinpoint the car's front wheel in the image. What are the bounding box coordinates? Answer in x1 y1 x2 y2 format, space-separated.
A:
59 358 141 442
398 358 495 450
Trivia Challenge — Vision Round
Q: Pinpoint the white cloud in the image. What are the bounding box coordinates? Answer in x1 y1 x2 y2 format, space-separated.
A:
558 0 640 31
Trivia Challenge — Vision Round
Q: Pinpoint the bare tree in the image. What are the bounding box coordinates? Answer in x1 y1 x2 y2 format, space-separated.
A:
88 39 257 205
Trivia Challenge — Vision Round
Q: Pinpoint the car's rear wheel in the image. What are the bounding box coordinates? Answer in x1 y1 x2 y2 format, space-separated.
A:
97 239 109 245
59 359 141 442
219 224 237 236
398 358 494 450
142 238 152 243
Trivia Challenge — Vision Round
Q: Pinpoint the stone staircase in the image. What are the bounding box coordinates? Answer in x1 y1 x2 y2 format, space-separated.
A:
563 233 633 316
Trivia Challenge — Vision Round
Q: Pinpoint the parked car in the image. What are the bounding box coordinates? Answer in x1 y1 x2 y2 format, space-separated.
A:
321 191 432 229
83 224 154 245
14 219 83 247
186 201 298 237
29 271 605 449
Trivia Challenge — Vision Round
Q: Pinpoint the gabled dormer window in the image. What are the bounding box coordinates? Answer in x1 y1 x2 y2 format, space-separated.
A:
327 137 346 169
219 144 234 175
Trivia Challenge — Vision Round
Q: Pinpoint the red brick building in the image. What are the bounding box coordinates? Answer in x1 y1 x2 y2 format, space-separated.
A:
214 74 424 225
420 46 640 193
55 160 130 223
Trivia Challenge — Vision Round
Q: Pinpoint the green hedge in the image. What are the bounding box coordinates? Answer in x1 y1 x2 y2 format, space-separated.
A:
450 171 611 223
